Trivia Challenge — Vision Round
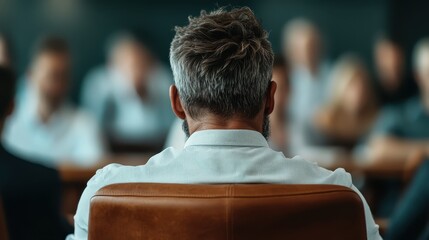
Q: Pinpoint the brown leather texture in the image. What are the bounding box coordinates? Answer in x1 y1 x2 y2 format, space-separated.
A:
0 198 8 240
88 183 367 240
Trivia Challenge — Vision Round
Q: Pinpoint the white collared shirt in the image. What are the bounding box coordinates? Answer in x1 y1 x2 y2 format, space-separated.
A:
68 130 381 240
2 102 105 167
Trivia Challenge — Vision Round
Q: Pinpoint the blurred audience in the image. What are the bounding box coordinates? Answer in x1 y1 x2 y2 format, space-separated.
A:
0 66 72 240
2 36 104 167
81 32 174 150
368 38 429 163
1 6 428 240
0 34 12 68
269 55 290 151
314 55 379 149
374 36 413 105
283 18 332 155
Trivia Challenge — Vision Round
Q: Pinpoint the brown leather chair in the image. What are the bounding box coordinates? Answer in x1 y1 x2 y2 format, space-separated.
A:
89 183 367 240
0 198 8 240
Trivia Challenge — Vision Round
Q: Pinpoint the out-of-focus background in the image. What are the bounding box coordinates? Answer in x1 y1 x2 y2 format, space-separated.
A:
0 0 427 100
2 0 429 239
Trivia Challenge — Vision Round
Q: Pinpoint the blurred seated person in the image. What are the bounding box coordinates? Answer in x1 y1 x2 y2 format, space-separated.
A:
0 66 72 239
81 32 174 150
68 7 381 240
374 35 415 105
282 18 332 155
368 38 429 164
269 55 290 151
164 55 290 151
385 160 429 240
2 36 105 167
0 33 12 67
314 55 379 150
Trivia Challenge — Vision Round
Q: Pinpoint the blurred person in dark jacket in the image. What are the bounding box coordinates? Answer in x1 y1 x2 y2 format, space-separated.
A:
374 36 415 105
366 38 429 218
0 66 72 240
369 38 429 164
3 36 105 167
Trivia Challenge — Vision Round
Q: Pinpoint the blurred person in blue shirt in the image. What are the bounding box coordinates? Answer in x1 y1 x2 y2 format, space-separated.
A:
2 36 105 167
368 38 429 164
81 32 174 150
282 19 333 156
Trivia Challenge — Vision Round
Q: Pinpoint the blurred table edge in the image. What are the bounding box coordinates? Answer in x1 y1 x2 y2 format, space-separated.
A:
59 153 155 183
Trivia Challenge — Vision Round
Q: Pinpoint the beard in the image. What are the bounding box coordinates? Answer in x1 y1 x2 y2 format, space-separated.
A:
182 119 191 138
182 115 270 139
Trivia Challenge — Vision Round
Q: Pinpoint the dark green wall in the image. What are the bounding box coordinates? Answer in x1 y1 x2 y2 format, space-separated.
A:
0 0 396 102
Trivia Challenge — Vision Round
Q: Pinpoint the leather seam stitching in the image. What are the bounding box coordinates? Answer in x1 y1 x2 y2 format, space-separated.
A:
93 189 354 199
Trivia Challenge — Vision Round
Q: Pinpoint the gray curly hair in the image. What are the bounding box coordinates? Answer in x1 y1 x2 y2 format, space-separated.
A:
169 7 274 120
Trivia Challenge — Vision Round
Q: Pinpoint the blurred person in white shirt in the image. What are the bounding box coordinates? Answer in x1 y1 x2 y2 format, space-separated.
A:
81 32 174 150
2 36 105 167
282 19 332 156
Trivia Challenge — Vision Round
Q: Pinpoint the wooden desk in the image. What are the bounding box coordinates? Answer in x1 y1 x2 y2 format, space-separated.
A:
319 154 407 179
59 153 154 215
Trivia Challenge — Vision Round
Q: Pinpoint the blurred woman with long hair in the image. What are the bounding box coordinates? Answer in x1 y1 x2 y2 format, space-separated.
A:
314 55 379 149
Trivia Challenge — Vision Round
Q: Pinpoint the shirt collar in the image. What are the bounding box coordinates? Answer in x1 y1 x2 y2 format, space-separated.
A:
184 129 269 148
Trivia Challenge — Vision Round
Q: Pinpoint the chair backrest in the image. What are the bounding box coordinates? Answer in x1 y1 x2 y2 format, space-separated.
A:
88 183 367 240
0 198 8 240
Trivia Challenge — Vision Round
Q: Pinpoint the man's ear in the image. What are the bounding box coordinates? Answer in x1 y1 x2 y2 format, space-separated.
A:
265 81 277 115
169 85 186 119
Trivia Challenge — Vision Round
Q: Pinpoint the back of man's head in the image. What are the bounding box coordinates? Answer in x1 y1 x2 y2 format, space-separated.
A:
0 66 16 121
170 7 274 120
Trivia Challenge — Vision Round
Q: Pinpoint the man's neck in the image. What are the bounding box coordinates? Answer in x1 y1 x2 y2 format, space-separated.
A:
188 115 262 135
